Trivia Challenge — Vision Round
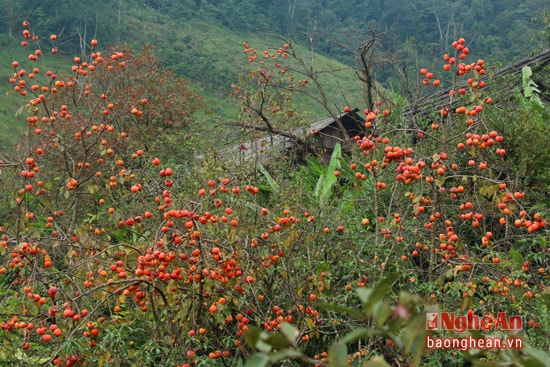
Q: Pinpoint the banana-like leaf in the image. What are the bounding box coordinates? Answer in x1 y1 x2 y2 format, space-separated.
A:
314 143 341 206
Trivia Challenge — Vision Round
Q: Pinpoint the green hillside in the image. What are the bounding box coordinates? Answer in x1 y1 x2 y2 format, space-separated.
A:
0 18 369 144
0 0 548 143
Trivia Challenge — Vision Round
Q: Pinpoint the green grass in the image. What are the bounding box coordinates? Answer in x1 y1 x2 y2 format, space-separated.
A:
146 17 370 123
0 36 29 147
0 35 77 149
181 20 370 124
0 13 371 148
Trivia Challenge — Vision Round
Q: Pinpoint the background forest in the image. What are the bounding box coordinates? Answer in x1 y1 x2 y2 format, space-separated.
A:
1 0 549 118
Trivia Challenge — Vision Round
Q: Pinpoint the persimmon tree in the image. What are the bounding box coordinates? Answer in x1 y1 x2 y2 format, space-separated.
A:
227 36 549 365
0 22 210 366
0 21 353 367
0 21 548 367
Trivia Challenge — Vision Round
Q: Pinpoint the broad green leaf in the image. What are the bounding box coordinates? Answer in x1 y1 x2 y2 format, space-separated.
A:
265 333 292 350
258 162 279 191
356 287 373 306
314 142 341 205
356 273 399 316
244 353 270 367
280 322 298 346
268 349 306 363
313 300 365 320
338 327 375 345
60 187 69 199
87 183 100 194
328 341 348 367
244 327 274 353
519 346 550 367
373 299 392 326
255 339 273 353
402 314 428 365
364 355 391 367
521 66 542 104
509 248 523 267
244 327 263 350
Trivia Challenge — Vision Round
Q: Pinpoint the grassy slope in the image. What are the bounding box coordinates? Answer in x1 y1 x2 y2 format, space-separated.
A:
0 36 76 149
136 14 369 122
0 37 29 147
0 9 370 147
197 23 368 121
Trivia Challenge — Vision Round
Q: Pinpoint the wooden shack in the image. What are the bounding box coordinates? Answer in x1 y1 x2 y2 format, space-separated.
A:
223 108 365 166
307 108 365 152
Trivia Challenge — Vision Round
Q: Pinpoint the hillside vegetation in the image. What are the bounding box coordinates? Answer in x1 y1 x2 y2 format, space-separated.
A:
0 0 548 134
